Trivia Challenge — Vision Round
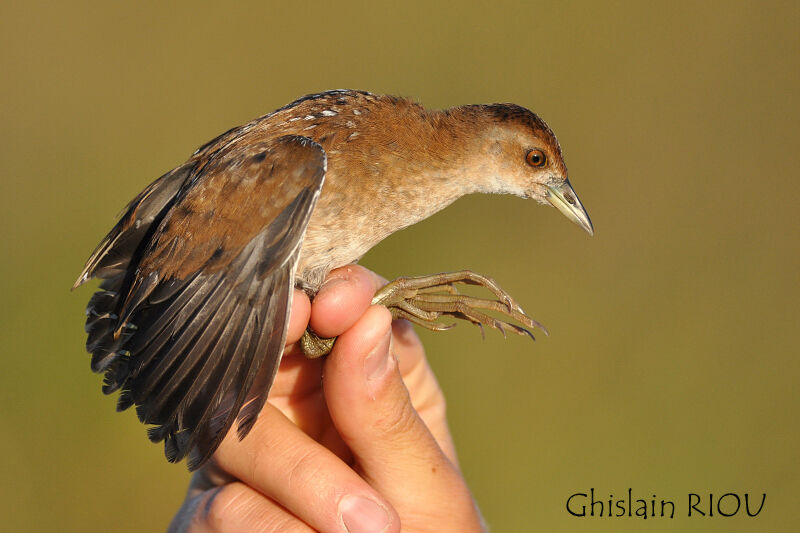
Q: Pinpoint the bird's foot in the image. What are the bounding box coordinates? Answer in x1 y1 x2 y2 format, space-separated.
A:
297 270 547 359
300 328 336 358
371 270 548 340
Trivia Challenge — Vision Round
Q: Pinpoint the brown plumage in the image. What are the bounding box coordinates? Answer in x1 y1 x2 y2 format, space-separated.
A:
74 90 592 470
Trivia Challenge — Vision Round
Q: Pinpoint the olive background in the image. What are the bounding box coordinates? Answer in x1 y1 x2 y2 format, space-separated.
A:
1 1 798 531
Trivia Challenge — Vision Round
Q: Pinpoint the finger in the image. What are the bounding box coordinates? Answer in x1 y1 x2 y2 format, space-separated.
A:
309 265 379 338
359 267 459 464
285 290 311 345
309 265 428 380
297 266 455 460
169 482 315 533
388 319 458 465
338 270 427 377
266 289 319 399
211 403 398 533
323 307 482 524
270 267 374 406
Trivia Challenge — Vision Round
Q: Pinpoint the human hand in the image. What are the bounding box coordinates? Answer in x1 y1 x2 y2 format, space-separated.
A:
169 265 486 532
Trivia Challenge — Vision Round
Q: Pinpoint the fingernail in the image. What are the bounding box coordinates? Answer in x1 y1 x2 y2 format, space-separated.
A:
364 329 392 393
320 275 349 295
340 495 390 533
325 266 354 285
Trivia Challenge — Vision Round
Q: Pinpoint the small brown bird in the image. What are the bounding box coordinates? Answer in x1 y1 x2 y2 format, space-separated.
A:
74 90 592 470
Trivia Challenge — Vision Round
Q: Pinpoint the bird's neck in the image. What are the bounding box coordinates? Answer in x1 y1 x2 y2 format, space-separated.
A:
367 109 486 225
379 105 497 194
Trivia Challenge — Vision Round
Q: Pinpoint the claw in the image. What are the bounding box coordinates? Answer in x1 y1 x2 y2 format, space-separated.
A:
496 321 507 339
521 327 536 341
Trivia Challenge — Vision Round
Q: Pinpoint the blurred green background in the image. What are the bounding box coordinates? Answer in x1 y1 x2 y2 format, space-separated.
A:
2 1 798 531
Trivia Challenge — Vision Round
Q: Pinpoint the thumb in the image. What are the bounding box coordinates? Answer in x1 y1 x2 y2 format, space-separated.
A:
322 306 482 528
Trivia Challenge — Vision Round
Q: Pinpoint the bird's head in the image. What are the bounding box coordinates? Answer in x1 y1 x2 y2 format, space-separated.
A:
462 104 594 236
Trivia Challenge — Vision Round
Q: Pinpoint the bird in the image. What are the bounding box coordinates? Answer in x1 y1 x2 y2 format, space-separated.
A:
73 89 593 470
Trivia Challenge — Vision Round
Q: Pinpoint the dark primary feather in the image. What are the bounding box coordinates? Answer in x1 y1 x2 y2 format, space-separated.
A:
74 163 193 289
76 135 326 469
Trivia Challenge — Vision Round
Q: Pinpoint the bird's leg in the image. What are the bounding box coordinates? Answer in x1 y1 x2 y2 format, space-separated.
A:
300 328 336 358
371 271 548 339
298 270 547 359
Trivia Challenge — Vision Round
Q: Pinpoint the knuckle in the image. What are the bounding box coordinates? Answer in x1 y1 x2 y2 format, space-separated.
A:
248 436 335 499
375 401 419 438
283 446 330 493
202 484 245 530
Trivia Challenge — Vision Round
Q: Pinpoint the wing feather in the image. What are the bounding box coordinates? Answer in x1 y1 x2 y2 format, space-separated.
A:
76 135 326 469
73 163 193 289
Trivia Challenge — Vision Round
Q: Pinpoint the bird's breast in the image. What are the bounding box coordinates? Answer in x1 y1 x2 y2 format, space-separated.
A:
293 163 463 292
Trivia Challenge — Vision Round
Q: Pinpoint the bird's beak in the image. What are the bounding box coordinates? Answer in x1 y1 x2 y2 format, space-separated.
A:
545 179 594 236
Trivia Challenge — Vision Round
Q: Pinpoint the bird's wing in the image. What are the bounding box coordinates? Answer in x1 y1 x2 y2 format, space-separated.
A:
77 135 326 469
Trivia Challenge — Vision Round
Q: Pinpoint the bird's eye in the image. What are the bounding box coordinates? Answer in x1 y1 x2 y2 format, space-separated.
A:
525 149 547 167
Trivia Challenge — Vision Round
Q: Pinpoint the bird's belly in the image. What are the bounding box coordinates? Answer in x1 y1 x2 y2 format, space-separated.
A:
294 212 384 292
